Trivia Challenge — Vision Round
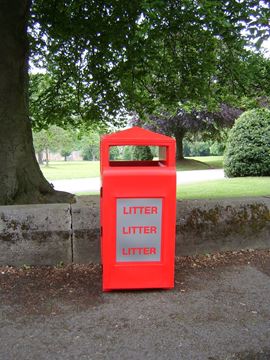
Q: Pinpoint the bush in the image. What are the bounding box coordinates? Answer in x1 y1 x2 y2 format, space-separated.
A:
133 146 153 160
210 141 225 156
190 141 211 156
224 109 270 177
183 140 191 157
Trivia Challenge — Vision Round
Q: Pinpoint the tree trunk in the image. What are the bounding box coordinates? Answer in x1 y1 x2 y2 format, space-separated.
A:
0 1 74 205
37 151 43 165
175 132 185 160
45 148 49 167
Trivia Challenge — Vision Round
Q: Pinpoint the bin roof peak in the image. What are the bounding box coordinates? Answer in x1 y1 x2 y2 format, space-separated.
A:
102 126 174 142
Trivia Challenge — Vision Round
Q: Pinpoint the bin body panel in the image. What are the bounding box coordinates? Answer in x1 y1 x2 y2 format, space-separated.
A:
100 127 176 291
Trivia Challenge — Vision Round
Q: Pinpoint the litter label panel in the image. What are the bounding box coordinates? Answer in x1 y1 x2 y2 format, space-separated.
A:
116 198 162 262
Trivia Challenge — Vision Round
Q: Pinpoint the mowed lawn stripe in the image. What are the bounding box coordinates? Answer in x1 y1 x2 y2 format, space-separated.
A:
177 177 270 199
75 177 270 199
41 156 224 180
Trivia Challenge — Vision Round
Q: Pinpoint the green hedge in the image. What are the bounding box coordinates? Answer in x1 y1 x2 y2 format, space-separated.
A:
224 109 270 177
133 146 153 160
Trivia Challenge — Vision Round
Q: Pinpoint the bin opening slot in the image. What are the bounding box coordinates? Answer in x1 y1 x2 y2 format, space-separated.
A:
109 145 167 166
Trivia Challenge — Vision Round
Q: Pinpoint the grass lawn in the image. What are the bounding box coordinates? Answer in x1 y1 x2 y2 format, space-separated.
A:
41 161 100 180
188 156 223 169
176 156 223 171
41 156 223 180
76 177 270 199
178 177 270 200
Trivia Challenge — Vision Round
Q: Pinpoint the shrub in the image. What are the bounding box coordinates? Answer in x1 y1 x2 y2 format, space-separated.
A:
210 141 225 156
133 146 153 160
183 140 211 156
224 109 270 177
189 141 211 156
183 140 191 157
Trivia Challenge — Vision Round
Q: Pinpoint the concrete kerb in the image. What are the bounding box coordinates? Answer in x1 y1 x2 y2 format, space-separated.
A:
176 197 270 255
0 196 269 266
0 203 72 266
72 197 100 264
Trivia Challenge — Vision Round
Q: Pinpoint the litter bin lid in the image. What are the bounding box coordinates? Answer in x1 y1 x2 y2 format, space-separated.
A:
101 126 175 145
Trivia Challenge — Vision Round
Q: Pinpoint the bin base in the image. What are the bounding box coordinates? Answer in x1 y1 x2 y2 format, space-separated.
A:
102 264 174 292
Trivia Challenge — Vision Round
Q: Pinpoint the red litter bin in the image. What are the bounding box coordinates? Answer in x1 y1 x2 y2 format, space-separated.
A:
100 126 176 291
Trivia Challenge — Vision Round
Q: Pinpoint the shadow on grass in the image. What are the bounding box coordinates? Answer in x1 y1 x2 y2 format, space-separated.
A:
176 158 212 171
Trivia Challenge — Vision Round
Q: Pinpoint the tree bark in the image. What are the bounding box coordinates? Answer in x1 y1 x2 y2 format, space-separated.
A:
0 1 74 204
175 131 185 160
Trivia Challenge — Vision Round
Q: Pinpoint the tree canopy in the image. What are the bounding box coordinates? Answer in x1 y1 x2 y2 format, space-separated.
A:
30 0 270 126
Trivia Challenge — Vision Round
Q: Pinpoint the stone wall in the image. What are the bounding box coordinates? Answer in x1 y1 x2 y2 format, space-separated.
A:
0 196 269 266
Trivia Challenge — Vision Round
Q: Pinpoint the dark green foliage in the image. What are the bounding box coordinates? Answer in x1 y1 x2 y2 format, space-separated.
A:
189 142 211 157
183 140 225 157
109 147 121 160
183 140 210 157
123 146 134 160
133 146 153 161
224 109 270 177
135 104 242 160
210 142 226 156
30 1 270 128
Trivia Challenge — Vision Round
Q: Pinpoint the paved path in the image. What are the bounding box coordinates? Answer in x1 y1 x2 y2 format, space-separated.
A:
1 255 270 360
51 169 225 193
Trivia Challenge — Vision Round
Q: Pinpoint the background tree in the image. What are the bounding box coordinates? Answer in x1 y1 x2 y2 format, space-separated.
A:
33 126 78 164
33 128 58 166
56 128 78 162
79 131 101 161
134 104 242 160
182 136 228 157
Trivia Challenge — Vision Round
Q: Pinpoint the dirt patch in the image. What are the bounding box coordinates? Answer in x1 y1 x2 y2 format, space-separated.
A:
0 249 270 316
0 263 102 316
209 348 270 360
174 249 270 292
232 349 270 360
